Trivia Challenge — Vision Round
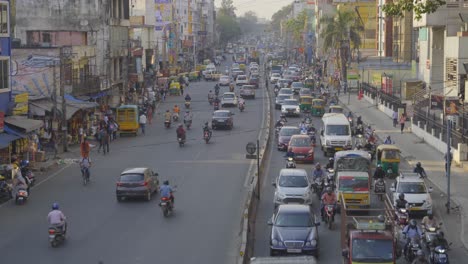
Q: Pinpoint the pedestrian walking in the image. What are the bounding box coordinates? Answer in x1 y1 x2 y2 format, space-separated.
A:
399 113 406 133
139 112 147 135
180 84 184 95
98 128 110 155
147 105 153 125
392 110 398 128
444 152 453 175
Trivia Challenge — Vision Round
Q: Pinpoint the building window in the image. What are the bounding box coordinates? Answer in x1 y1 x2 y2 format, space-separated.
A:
0 57 8 92
0 2 8 36
42 33 51 43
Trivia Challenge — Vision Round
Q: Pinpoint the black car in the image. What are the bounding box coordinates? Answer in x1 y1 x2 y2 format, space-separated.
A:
116 168 159 202
212 110 234 130
268 204 320 256
277 126 301 151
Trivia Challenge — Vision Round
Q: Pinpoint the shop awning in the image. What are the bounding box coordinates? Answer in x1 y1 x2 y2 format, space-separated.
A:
5 116 43 133
29 98 98 120
0 133 20 148
3 125 27 138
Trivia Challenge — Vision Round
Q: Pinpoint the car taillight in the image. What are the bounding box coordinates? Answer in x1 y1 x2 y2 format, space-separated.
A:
48 229 55 235
141 181 148 186
161 197 170 201
116 182 123 186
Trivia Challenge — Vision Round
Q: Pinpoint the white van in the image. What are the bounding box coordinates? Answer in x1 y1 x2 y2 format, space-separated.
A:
320 113 352 156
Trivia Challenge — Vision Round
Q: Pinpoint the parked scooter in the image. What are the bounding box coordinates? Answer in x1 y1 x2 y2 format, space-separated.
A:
285 157 296 168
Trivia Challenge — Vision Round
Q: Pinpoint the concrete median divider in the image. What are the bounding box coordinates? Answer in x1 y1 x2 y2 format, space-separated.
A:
237 72 272 264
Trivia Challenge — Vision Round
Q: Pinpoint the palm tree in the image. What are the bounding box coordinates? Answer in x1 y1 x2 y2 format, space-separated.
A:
320 9 363 86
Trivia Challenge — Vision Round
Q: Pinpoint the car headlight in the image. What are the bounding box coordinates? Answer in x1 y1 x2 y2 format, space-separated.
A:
424 199 432 208
306 239 317 247
296 107 300 112
308 149 314 154
271 239 279 246
276 192 286 200
281 107 285 112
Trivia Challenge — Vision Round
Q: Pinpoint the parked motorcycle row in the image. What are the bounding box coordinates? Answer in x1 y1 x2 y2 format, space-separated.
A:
0 160 36 205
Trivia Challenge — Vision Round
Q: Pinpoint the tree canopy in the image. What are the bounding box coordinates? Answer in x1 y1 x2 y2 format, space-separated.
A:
219 0 237 17
285 11 308 43
320 9 363 52
270 4 293 33
217 14 241 45
383 0 446 20
238 11 258 34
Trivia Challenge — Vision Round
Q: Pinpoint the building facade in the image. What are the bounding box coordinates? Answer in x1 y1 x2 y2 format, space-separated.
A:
0 0 11 114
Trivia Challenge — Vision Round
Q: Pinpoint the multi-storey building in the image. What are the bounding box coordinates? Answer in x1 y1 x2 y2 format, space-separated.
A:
0 0 10 113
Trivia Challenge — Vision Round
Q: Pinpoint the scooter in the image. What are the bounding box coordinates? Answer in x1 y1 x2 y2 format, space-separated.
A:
374 178 386 201
184 101 191 109
184 119 192 130
48 225 66 247
396 208 409 227
430 245 450 264
422 223 443 249
160 197 174 217
285 157 296 168
178 137 185 147
15 185 28 205
239 103 245 112
204 130 211 144
172 113 179 122
164 120 171 128
324 204 336 230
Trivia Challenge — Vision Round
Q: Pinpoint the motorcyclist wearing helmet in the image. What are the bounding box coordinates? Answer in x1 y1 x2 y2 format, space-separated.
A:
47 202 67 233
320 187 337 220
411 249 429 264
203 122 212 138
396 193 408 209
373 164 386 180
176 124 186 140
421 212 439 228
183 110 193 123
313 163 325 181
184 94 192 102
403 219 423 257
279 114 287 123
433 230 449 249
159 180 174 204
413 162 427 178
325 158 334 170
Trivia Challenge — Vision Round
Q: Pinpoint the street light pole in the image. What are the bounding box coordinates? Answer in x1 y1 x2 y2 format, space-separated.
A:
446 120 452 214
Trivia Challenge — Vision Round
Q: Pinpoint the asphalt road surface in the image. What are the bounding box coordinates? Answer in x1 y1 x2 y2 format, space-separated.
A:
0 59 266 264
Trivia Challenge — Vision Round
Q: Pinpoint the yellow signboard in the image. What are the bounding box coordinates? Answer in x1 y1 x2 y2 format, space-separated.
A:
14 93 29 103
13 104 28 115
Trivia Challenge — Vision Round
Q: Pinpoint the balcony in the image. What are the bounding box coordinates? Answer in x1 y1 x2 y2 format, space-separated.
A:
72 76 101 96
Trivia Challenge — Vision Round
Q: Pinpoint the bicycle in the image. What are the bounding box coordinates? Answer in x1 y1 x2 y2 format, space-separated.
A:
81 167 90 185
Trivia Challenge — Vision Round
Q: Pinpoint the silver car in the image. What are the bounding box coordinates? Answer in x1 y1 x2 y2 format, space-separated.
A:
273 169 313 207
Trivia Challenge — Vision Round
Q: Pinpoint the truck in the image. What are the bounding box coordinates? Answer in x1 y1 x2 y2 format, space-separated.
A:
340 193 401 264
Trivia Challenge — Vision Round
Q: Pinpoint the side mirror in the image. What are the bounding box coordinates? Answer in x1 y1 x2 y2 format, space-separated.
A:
428 186 433 193
272 182 277 187
320 130 324 136
342 249 349 258
389 187 396 192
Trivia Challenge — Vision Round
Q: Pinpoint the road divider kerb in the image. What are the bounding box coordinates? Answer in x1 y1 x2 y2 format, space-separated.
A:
237 71 272 264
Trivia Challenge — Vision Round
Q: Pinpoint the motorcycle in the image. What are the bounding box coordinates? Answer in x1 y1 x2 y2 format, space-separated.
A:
208 97 214 105
405 237 422 262
184 119 192 130
239 102 245 112
396 208 409 227
15 186 28 205
312 178 324 199
374 178 386 201
203 130 211 144
324 204 336 229
164 120 171 128
326 169 335 187
214 101 220 111
20 161 35 187
178 137 185 147
81 167 90 185
160 196 174 217
274 87 279 96
48 225 66 247
184 101 191 109
423 223 443 249
430 245 450 264
285 157 296 168
172 113 179 122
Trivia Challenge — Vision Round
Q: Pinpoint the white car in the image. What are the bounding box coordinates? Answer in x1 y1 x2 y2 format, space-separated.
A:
219 75 231 86
281 99 301 116
273 169 313 207
270 73 281 83
390 172 433 215
236 75 248 86
221 92 238 107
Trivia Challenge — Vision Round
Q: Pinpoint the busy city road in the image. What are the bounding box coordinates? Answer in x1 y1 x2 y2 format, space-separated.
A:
0 60 266 264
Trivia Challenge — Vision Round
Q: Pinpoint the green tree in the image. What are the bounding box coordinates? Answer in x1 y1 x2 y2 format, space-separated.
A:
270 4 293 33
320 9 363 84
383 0 446 20
219 0 237 17
285 11 307 44
217 14 241 45
238 11 258 34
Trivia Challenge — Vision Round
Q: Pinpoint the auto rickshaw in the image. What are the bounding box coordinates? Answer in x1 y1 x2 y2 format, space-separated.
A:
311 99 325 116
376 144 401 178
239 64 246 71
116 105 139 136
189 71 199 81
329 105 344 114
169 81 181 95
203 59 211 65
304 78 314 89
299 96 313 112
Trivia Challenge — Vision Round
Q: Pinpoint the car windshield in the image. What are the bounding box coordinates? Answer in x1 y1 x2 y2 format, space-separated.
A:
338 177 369 192
326 125 350 136
273 74 280 77
280 127 300 136
352 239 393 262
221 77 229 80
292 83 303 88
214 112 230 117
275 212 312 227
279 89 292 94
279 175 308 187
397 182 427 194
336 157 370 172
238 76 246 80
284 100 299 105
290 137 311 147
278 95 290 100
300 89 311 94
223 94 235 99
120 174 144 182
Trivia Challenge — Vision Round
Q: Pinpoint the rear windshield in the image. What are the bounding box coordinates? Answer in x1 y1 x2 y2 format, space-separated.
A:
120 174 144 182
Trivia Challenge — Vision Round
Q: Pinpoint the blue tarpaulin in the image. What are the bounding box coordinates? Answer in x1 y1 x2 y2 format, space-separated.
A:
3 125 26 138
0 133 20 148
64 94 86 103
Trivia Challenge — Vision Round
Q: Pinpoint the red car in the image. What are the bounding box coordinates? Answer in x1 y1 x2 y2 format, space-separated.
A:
288 135 314 163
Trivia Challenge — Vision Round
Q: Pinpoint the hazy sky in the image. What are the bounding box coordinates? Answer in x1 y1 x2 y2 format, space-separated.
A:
214 0 294 20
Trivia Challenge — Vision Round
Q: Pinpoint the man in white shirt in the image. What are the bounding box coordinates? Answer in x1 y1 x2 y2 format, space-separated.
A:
139 113 147 135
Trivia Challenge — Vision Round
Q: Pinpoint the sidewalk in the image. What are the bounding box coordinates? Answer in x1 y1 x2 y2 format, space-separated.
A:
338 92 468 251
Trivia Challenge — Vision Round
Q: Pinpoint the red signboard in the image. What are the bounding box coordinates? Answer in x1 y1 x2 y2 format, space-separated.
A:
381 76 393 95
0 111 4 133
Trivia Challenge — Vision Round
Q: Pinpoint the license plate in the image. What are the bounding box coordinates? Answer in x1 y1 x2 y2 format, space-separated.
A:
335 147 343 151
287 249 301 253
161 202 167 206
410 207 421 211
296 155 305 158
49 235 55 239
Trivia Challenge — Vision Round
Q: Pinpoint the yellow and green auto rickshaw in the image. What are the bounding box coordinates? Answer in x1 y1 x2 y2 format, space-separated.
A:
239 64 246 71
311 99 325 116
376 144 401 178
169 81 181 95
299 96 313 112
304 78 314 89
189 71 199 81
116 105 139 136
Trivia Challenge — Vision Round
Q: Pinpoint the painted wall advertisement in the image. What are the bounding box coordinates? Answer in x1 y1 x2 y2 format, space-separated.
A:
155 0 172 31
13 93 29 115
